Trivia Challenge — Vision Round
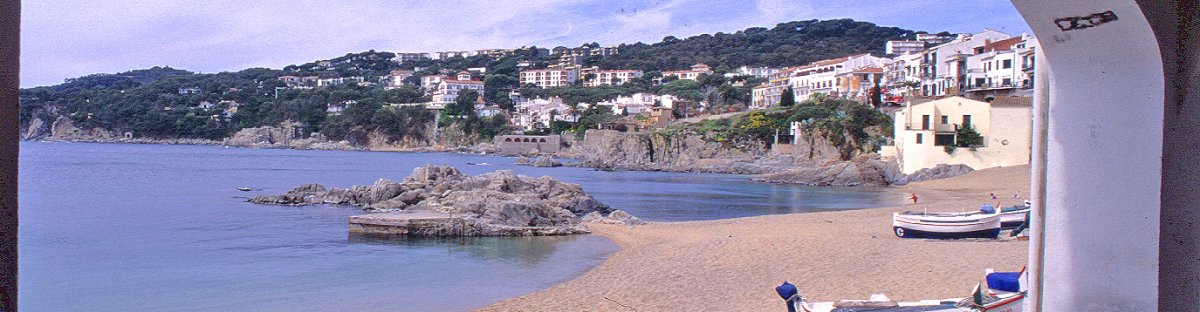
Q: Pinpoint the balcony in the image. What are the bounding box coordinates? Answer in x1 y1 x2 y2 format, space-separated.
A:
903 122 958 132
966 82 1017 91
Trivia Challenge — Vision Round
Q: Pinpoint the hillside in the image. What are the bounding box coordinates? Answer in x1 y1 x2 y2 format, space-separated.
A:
19 18 928 145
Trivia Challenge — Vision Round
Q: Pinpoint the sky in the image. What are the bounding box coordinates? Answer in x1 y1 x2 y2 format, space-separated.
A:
19 0 1030 88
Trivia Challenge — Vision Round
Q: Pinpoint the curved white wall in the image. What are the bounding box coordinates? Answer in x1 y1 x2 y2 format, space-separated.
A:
1012 1 1164 310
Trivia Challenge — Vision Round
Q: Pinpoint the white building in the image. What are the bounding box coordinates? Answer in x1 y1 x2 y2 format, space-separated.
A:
663 63 713 81
964 34 1038 99
421 75 445 93
915 29 1011 96
886 40 925 55
327 100 354 115
879 96 1032 174
519 67 580 88
724 66 780 78
592 92 666 115
316 76 365 87
749 54 889 109
583 69 643 87
475 103 504 118
392 52 426 63
431 72 485 105
514 97 575 130
384 70 413 89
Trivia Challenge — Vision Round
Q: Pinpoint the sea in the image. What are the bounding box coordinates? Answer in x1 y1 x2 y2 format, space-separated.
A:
18 141 900 311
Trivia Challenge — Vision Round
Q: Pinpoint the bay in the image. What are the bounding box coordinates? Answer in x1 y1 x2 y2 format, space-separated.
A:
17 141 899 311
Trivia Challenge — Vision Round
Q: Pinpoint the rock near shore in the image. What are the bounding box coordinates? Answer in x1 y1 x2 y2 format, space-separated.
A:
560 129 770 174
514 155 563 167
224 122 355 150
249 164 639 236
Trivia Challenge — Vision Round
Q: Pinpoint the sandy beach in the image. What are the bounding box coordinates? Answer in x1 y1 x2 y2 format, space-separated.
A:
483 165 1031 311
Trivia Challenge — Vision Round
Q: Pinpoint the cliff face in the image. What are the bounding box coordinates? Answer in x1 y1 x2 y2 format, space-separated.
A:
42 116 115 141
562 129 971 186
561 130 770 174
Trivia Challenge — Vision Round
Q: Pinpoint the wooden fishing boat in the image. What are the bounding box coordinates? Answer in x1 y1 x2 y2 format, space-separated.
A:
892 209 1002 239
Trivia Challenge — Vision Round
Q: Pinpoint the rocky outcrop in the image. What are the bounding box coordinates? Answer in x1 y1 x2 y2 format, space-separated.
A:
224 122 355 150
249 165 635 236
581 209 645 226
888 164 974 185
752 155 894 186
22 117 49 140
560 129 771 174
752 156 973 187
514 156 563 167
46 116 115 141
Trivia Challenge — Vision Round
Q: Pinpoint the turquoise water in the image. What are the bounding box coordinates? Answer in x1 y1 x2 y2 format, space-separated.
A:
18 141 899 311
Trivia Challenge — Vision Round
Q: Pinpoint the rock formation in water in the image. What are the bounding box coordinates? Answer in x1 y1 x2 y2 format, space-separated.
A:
513 155 563 167
224 122 355 150
249 164 639 236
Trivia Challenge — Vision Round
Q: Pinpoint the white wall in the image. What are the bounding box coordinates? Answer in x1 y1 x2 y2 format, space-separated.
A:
1012 0 1164 310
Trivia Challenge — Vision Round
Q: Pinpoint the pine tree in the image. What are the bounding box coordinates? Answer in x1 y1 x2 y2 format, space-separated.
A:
780 86 796 107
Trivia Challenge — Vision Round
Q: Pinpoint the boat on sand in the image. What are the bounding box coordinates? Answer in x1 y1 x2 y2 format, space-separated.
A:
892 207 1002 239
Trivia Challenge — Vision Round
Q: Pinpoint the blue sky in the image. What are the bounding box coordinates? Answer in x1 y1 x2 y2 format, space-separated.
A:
20 0 1029 88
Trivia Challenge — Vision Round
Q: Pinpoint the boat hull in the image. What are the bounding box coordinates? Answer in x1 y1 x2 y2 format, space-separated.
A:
892 227 1002 239
892 212 1002 239
999 207 1030 229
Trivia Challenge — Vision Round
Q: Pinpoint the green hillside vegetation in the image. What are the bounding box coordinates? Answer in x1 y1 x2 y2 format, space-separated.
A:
19 18 922 144
662 94 892 160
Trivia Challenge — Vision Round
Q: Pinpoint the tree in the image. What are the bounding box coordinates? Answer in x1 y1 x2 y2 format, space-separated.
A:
956 123 984 148
780 86 796 107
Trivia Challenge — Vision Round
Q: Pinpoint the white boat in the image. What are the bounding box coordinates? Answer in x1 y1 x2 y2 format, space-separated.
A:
892 209 1002 239
777 268 1026 312
999 201 1031 229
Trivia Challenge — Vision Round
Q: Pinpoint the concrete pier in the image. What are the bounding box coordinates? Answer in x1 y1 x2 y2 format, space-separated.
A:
348 211 464 237
348 210 590 237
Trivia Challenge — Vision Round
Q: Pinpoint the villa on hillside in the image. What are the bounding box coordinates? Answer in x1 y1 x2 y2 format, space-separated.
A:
879 96 1032 174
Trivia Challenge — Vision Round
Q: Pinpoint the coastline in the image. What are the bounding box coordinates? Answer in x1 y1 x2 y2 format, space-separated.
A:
482 165 1031 311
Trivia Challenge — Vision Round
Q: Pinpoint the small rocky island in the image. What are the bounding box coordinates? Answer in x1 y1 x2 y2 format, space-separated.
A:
249 164 641 236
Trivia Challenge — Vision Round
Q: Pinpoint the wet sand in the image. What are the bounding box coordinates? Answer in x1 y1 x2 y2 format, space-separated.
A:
482 165 1031 311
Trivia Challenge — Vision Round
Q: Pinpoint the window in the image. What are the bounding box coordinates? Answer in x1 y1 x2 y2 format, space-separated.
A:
934 134 956 146
941 116 949 124
922 115 930 130
916 133 923 144
962 115 972 127
1003 60 1012 69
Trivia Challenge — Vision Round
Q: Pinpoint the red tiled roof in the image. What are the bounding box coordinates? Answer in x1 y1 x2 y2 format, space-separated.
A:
985 37 1024 52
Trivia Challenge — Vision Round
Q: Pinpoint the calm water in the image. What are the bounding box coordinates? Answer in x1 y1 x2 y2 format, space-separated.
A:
18 141 899 311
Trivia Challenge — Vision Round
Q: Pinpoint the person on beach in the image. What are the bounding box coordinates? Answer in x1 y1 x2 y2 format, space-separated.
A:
910 193 918 204
990 193 998 200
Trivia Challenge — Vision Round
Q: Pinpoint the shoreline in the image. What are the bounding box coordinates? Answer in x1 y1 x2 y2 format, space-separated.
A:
481 165 1031 311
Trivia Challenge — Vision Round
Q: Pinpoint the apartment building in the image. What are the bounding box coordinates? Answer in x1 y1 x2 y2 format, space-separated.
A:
519 67 580 88
663 63 713 81
583 69 643 87
430 72 484 105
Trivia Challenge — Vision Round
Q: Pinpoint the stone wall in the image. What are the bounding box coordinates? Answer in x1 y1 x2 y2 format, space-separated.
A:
495 135 562 155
